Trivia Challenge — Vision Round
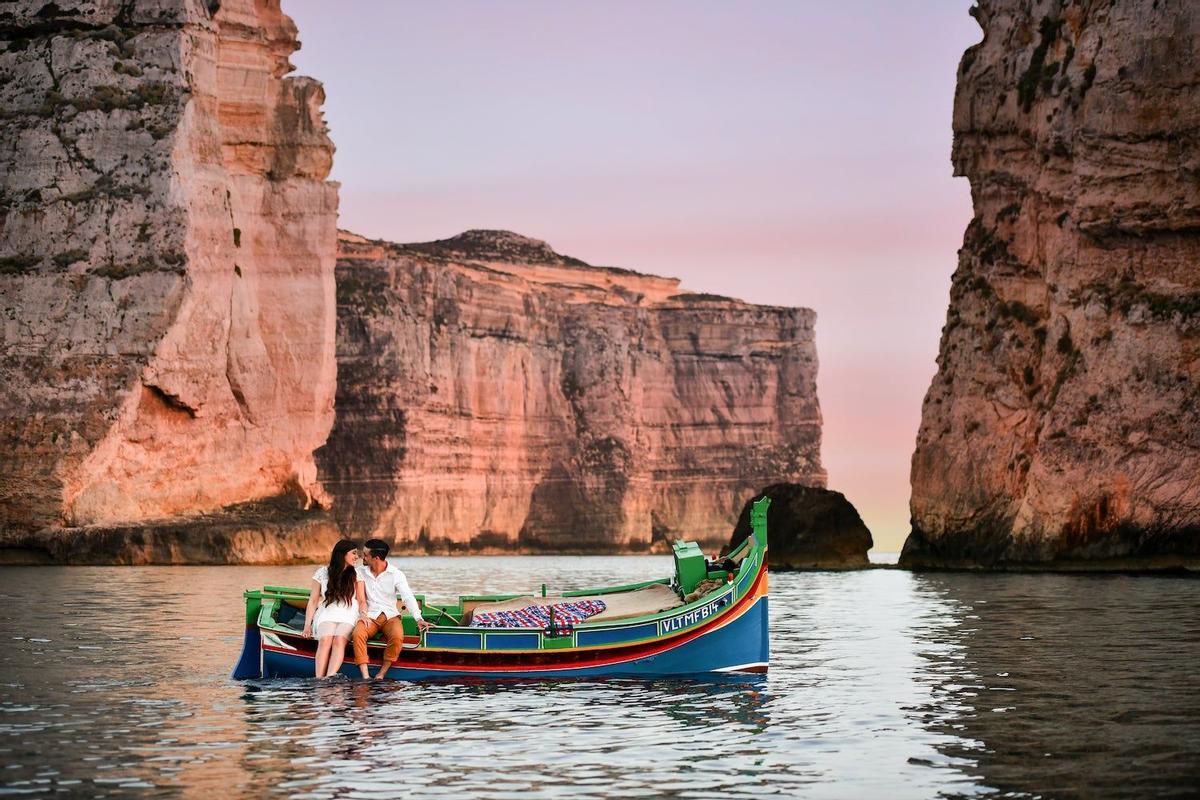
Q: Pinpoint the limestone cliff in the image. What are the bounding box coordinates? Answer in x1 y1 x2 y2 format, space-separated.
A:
0 0 338 540
904 0 1200 568
320 230 826 552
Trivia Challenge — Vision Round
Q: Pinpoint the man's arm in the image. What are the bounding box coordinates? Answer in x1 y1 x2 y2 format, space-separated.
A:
394 571 426 625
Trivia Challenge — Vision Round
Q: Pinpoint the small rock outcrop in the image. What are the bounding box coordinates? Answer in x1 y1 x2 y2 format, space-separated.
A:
0 0 339 546
904 0 1200 569
728 484 872 569
320 230 827 551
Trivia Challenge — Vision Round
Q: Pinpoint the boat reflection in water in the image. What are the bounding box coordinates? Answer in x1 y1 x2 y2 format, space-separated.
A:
234 674 772 796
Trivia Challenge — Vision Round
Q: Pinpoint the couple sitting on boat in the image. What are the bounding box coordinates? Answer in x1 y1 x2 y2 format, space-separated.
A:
302 538 433 680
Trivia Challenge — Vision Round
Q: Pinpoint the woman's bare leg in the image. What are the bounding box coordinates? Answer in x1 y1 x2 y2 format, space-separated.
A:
315 635 333 677
326 635 348 677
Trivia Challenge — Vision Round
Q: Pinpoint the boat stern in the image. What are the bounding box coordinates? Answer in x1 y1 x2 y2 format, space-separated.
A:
231 589 264 680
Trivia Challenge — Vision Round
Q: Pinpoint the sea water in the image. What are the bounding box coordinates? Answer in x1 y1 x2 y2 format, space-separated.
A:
1 557 1197 798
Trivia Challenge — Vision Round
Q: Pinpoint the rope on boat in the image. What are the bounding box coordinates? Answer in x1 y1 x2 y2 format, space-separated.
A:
432 607 461 626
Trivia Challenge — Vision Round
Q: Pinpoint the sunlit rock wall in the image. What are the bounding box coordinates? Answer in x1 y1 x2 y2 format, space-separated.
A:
321 230 826 551
904 0 1200 568
0 0 338 539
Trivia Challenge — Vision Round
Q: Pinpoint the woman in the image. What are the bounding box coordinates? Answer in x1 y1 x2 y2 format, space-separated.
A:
302 539 367 678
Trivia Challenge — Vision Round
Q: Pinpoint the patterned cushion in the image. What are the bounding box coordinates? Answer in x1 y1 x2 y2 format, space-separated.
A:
470 600 607 629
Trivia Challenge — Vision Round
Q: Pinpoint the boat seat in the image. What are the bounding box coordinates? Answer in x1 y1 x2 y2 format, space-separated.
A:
274 602 403 639
276 603 304 630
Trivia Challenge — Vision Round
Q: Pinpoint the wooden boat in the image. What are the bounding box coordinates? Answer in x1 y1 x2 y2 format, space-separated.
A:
232 498 770 679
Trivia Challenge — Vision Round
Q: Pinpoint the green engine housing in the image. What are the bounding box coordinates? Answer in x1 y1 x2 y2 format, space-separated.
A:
672 540 707 596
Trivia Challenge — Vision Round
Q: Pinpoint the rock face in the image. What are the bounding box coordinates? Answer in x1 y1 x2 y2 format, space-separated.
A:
729 484 872 569
320 230 826 552
0 2 823 562
904 0 1200 568
0 1 338 540
0 497 340 566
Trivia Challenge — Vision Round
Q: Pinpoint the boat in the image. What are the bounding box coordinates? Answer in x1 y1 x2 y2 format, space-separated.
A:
232 497 770 679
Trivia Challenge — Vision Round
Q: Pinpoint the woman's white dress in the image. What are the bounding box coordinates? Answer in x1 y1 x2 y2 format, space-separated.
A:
312 565 361 638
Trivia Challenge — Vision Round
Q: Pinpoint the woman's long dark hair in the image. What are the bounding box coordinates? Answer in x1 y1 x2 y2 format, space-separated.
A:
325 539 359 607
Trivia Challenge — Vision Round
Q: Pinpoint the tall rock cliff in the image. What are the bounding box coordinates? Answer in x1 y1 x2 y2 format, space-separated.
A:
0 1 338 540
321 230 826 551
904 0 1200 568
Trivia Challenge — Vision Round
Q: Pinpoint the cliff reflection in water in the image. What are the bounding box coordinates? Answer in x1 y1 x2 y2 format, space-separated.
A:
1 559 1198 798
903 573 1200 797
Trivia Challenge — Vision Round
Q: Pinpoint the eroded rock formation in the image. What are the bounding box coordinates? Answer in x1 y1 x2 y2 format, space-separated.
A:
0 0 338 547
729 484 872 569
321 230 826 552
904 0 1200 569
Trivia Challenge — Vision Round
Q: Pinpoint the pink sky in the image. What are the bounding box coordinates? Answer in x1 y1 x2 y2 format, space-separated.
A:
286 1 982 552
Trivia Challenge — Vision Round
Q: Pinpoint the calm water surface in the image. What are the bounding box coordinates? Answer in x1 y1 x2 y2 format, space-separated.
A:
1 557 1198 798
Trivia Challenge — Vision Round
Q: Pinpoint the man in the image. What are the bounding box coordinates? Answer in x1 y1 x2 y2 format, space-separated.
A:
352 538 433 680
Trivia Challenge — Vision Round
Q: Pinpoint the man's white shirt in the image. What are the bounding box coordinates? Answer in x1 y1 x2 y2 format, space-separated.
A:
356 562 423 622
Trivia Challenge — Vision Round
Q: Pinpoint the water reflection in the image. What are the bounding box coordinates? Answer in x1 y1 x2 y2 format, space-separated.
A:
1 562 1198 798
904 573 1200 798
232 675 773 798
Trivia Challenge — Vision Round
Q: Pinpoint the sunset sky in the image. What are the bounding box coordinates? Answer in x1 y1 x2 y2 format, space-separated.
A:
287 1 982 552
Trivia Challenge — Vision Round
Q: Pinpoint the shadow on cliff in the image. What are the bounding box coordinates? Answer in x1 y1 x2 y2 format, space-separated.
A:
518 452 635 552
0 495 339 566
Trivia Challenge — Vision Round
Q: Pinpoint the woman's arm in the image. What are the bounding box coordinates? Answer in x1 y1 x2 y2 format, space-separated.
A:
355 580 368 622
303 578 322 638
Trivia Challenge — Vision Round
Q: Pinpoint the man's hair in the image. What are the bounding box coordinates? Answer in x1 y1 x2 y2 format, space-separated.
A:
365 538 390 559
